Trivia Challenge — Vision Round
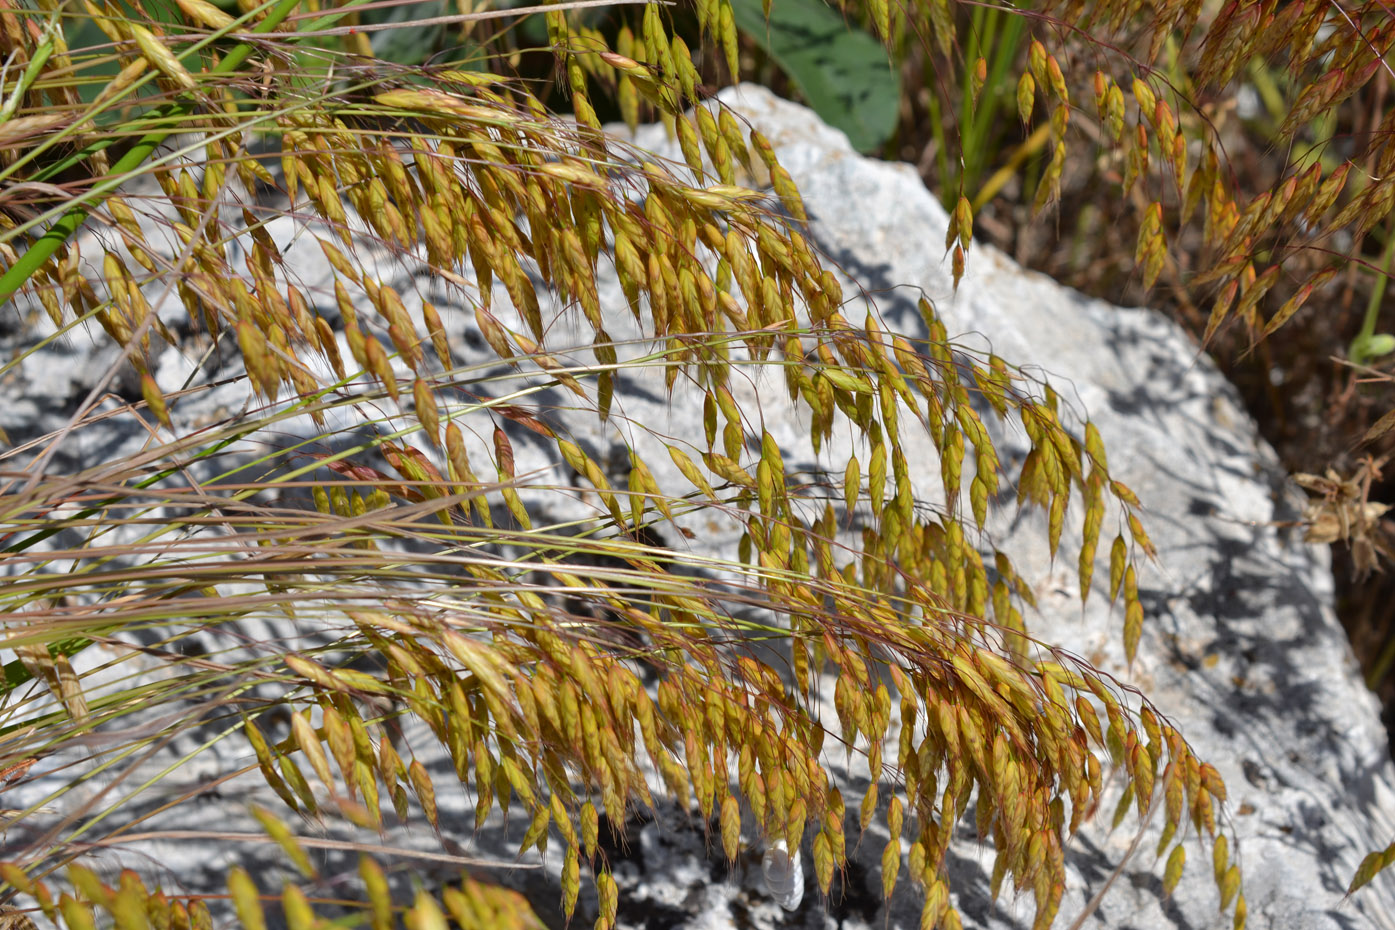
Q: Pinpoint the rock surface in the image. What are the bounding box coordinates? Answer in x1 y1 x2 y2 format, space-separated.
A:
2 84 1395 930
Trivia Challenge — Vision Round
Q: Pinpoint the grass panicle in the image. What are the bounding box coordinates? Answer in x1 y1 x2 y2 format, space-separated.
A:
5 0 1395 927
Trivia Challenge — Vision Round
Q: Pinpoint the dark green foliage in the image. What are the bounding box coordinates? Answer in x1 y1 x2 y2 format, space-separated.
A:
728 0 898 152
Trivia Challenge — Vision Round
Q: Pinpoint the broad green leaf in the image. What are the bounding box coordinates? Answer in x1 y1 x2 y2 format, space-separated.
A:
728 0 898 152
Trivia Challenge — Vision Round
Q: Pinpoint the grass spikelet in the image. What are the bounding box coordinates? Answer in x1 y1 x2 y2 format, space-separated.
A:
1017 70 1036 124
358 336 395 401
250 807 317 879
226 870 266 930
290 711 335 796
129 22 196 90
412 378 441 446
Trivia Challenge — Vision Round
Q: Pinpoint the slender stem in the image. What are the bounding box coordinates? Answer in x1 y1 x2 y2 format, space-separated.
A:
925 71 951 207
0 0 305 308
1352 214 1395 365
1367 626 1395 689
962 5 990 185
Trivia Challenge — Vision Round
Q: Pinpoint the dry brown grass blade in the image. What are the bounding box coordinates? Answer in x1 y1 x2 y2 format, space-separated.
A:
12 643 90 728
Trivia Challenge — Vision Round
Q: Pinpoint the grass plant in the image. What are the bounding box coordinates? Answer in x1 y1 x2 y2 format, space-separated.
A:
4 0 1395 928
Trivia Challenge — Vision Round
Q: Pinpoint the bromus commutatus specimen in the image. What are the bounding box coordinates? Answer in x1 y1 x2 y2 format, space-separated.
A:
12 0 1395 926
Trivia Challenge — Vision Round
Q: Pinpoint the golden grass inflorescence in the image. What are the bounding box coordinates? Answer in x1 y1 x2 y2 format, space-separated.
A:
11 0 1395 927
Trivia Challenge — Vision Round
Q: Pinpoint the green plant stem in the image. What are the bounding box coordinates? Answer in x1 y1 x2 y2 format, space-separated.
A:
0 15 57 124
960 4 1026 198
1351 214 1395 366
1367 631 1395 689
0 0 305 309
16 0 306 188
925 80 951 206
